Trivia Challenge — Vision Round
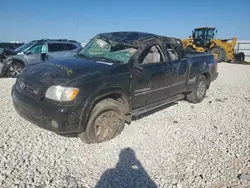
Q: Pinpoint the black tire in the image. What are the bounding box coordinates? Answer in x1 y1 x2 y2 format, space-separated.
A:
78 98 125 144
234 52 245 63
238 52 245 62
6 61 24 78
186 75 208 104
210 47 226 63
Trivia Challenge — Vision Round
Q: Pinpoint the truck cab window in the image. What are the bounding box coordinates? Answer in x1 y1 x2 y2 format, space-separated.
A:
141 45 164 64
165 44 179 61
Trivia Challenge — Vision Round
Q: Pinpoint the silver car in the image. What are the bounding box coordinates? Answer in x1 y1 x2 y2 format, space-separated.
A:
0 39 83 77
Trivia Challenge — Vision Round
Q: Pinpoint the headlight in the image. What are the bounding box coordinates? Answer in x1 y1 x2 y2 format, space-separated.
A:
45 85 79 101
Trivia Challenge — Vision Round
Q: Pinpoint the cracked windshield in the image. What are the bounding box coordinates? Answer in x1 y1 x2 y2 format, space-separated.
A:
79 36 138 64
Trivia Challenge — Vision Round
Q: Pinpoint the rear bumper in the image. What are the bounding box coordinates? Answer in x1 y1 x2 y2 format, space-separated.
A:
11 85 83 134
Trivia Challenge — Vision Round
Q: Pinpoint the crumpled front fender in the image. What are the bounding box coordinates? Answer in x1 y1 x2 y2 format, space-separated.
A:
0 59 13 75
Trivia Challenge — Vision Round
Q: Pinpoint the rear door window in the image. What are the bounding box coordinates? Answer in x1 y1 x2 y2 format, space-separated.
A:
64 43 77 51
164 44 180 61
48 43 65 52
140 45 165 65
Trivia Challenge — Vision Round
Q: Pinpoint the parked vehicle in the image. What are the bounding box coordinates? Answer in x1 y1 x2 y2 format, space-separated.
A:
11 31 218 144
0 42 24 51
0 39 83 77
0 48 19 76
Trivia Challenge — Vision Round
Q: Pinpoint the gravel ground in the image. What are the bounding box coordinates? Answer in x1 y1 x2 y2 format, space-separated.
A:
0 62 250 188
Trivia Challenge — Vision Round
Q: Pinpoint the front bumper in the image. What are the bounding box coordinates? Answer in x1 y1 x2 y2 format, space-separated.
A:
0 59 11 76
11 85 83 134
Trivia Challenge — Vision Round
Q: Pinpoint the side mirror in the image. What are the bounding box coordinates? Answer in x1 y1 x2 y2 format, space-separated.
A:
25 50 32 55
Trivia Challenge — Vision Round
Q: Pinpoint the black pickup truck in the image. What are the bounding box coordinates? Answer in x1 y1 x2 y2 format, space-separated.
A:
11 31 218 144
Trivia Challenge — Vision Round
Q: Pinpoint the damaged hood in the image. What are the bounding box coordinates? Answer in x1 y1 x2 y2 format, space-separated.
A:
0 48 17 60
20 56 117 86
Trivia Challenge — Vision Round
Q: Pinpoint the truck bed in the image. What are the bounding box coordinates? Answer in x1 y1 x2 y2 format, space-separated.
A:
185 51 213 58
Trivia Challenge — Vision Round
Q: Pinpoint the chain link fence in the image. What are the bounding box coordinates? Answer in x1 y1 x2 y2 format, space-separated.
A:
235 41 250 62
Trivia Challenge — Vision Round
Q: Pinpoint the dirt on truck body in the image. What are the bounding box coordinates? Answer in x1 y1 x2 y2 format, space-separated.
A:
11 31 218 144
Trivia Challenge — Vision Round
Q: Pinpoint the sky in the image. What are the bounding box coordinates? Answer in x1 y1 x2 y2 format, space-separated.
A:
0 0 249 43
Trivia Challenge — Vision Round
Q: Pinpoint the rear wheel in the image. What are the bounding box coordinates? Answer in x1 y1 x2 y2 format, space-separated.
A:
186 75 208 104
238 52 245 61
78 98 125 144
210 47 226 63
234 52 245 63
6 61 24 78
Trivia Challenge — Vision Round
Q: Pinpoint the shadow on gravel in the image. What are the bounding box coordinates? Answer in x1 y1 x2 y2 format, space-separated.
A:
56 132 79 138
95 147 157 188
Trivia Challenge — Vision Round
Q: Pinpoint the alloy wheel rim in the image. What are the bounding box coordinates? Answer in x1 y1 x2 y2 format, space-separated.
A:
197 81 206 99
9 65 22 77
94 110 122 141
213 52 219 59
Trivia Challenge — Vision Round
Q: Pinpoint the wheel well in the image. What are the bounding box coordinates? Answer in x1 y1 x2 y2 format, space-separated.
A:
10 59 25 66
202 72 211 89
92 93 131 123
15 59 24 64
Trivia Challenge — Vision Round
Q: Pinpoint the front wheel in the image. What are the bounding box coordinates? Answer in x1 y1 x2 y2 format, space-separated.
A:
210 47 226 63
186 75 208 104
6 61 24 78
78 98 125 144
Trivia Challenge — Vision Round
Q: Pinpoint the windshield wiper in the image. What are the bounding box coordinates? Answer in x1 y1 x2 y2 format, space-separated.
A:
76 53 123 64
76 53 90 59
92 56 123 64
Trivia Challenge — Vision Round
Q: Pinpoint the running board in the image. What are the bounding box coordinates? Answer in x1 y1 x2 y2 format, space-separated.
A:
132 94 185 118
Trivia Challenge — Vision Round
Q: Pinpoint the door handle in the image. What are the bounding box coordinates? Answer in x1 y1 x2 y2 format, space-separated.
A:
134 65 143 71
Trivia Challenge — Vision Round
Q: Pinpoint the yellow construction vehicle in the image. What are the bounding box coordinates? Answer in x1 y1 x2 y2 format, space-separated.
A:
182 27 245 63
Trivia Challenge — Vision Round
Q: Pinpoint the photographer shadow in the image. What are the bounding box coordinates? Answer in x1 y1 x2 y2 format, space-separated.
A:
95 147 157 188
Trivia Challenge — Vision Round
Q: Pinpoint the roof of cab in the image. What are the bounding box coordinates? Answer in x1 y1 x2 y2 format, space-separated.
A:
194 27 216 30
96 31 180 46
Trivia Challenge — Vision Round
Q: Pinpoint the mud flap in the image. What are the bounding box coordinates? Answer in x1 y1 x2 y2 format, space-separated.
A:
186 76 197 91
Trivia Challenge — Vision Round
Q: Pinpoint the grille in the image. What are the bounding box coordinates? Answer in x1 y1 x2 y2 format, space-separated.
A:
16 78 43 100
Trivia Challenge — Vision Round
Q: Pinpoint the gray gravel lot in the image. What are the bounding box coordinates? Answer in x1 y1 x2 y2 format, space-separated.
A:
0 62 250 188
